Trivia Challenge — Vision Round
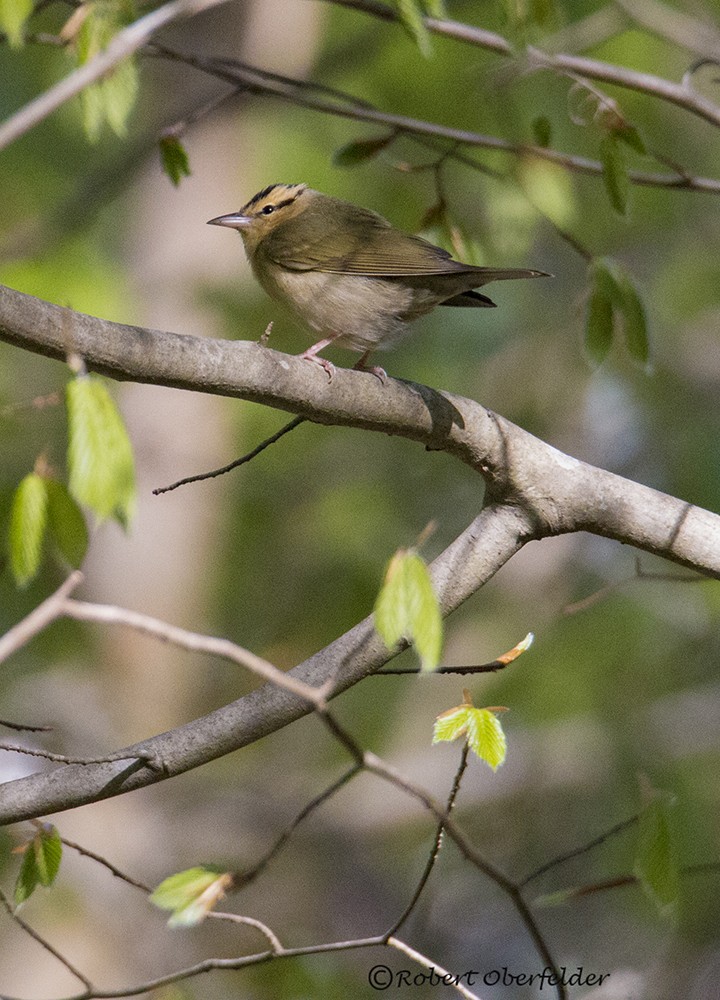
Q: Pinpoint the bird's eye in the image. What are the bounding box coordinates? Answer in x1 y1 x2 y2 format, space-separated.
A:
261 205 275 216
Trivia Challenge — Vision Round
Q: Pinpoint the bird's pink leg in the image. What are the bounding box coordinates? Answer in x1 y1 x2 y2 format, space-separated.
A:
299 338 337 381
353 350 387 385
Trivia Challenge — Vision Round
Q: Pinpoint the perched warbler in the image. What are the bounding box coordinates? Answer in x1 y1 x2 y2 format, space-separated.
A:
208 183 549 380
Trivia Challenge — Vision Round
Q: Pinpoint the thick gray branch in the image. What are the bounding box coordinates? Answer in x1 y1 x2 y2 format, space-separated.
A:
0 283 718 823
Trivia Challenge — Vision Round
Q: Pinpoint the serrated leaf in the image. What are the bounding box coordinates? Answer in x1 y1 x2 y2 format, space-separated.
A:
466 708 507 769
160 135 192 186
433 705 472 744
333 134 395 168
9 472 49 587
14 826 62 905
46 480 89 568
531 115 552 148
395 0 432 57
374 548 443 672
633 792 679 919
585 269 614 364
151 867 232 927
66 375 136 527
0 0 33 46
433 696 507 770
600 133 629 215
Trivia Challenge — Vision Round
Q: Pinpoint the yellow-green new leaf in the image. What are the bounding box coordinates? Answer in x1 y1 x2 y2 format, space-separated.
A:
0 0 33 46
151 866 233 928
600 133 629 215
66 375 136 527
374 548 443 672
434 696 508 770
9 472 49 587
46 480 89 568
14 825 62 905
633 792 679 920
75 1 138 140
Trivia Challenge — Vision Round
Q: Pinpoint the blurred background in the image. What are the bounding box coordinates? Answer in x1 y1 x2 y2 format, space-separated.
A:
1 0 720 997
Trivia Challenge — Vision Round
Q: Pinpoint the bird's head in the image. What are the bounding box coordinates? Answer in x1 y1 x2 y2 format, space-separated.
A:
207 183 309 252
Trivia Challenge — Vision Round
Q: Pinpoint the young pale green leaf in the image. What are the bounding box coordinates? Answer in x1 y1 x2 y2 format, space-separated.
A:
9 472 49 587
66 376 136 527
585 280 614 365
433 704 472 744
14 825 62 905
151 867 232 927
531 115 552 148
633 792 679 919
466 708 507 770
374 548 443 672
0 0 33 46
600 133 629 215
333 134 395 168
433 697 508 770
46 479 89 569
160 135 192 186
395 0 432 57
76 1 138 140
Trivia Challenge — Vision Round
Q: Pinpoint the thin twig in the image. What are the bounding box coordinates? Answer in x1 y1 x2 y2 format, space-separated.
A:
153 415 305 495
520 814 640 887
60 836 153 893
233 765 361 890
387 937 483 1000
0 571 84 666
0 0 232 152
0 886 93 990
61 597 325 706
207 911 283 952
151 46 720 195
386 744 470 936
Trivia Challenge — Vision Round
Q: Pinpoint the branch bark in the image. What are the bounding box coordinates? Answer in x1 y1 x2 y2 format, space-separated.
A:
0 282 718 824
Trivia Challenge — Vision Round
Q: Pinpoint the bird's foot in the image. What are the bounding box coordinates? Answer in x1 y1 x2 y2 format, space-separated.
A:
353 352 387 385
299 346 336 382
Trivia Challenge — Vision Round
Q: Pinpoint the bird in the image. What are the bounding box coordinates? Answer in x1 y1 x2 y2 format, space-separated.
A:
207 183 549 381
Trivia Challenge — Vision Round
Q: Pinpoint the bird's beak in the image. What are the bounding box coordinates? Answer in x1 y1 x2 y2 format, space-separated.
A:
207 212 252 229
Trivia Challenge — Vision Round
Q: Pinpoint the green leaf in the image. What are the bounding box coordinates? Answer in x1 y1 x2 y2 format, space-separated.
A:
395 0 432 57
615 122 646 156
14 825 62 905
531 115 552 148
160 135 192 186
151 866 232 927
594 259 650 366
46 480 89 568
633 792 679 919
600 133 629 215
333 134 395 168
584 269 615 364
423 0 446 16
610 265 649 365
76 1 138 141
9 472 49 587
66 375 136 527
433 695 508 770
374 548 443 672
0 0 33 46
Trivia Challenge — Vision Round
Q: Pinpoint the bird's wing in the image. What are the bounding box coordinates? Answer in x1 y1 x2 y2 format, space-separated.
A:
262 204 474 276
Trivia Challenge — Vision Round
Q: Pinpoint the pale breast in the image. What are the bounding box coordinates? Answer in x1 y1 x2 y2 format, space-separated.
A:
252 263 436 352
